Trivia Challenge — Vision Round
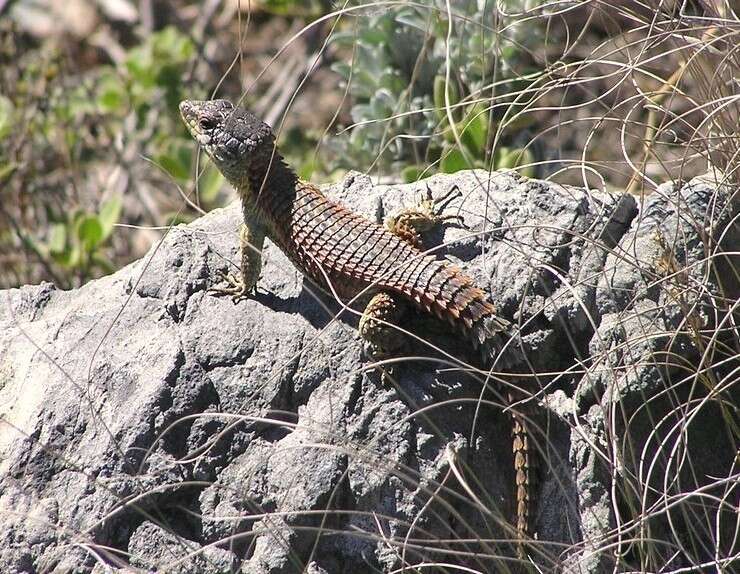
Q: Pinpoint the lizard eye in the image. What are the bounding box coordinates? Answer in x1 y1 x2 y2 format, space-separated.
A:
199 117 217 130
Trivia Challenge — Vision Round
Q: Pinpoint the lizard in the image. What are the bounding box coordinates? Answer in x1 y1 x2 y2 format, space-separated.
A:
179 98 536 563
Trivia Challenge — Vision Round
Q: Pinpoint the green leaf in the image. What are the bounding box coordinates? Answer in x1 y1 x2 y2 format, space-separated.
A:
378 70 404 93
401 165 424 183
440 146 470 174
68 244 82 268
460 103 489 158
97 71 127 113
330 61 351 81
71 210 86 229
495 147 535 175
98 196 122 240
395 9 429 33
0 162 18 184
50 230 77 267
0 95 14 140
360 27 387 46
152 26 194 64
125 50 156 88
77 216 104 252
198 166 224 205
494 146 513 168
157 150 190 181
63 128 78 151
50 247 73 267
48 223 67 255
297 159 316 181
504 110 537 132
328 31 357 47
433 76 459 122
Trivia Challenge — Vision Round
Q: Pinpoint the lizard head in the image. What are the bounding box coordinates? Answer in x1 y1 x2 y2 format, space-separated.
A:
179 99 274 179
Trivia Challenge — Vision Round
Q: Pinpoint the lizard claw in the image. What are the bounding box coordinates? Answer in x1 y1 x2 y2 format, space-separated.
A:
424 183 469 230
361 342 398 387
373 196 386 226
209 270 255 303
379 366 393 387
425 182 462 211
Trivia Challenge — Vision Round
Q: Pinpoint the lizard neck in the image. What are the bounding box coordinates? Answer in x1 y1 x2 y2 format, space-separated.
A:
232 144 298 229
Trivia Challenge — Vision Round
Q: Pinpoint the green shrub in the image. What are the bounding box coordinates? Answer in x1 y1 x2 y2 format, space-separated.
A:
329 1 544 180
0 24 208 287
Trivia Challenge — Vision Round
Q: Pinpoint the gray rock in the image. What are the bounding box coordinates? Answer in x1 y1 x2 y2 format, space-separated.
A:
0 170 735 573
128 521 237 573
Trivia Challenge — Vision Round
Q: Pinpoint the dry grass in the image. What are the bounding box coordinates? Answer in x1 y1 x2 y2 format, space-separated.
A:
1 1 738 573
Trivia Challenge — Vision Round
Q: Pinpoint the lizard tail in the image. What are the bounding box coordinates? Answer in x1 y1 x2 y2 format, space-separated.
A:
472 313 534 561
390 257 534 558
470 313 523 370
510 397 536 562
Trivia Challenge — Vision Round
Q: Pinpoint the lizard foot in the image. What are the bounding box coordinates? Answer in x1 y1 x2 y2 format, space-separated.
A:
359 291 407 386
385 183 469 247
209 270 256 303
362 342 397 387
421 183 469 229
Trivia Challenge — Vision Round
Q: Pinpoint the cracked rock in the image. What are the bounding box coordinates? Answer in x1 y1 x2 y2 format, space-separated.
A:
1 170 735 573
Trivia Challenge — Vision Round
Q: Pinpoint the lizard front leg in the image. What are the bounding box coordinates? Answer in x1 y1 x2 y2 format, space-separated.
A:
210 216 266 301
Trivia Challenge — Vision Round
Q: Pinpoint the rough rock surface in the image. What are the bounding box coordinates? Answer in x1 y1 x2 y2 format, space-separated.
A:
1 170 736 573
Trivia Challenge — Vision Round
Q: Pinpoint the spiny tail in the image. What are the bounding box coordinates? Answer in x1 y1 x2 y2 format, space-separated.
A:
392 258 520 369
510 398 536 562
392 258 534 558
472 312 522 370
473 309 535 562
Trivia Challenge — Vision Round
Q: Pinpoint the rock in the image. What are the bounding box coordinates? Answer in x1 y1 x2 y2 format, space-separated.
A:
128 521 237 573
0 170 736 573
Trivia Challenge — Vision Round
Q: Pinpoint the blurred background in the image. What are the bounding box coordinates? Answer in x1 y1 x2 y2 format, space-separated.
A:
1 0 737 289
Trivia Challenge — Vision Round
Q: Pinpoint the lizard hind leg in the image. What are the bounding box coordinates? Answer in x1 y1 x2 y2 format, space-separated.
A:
358 291 409 380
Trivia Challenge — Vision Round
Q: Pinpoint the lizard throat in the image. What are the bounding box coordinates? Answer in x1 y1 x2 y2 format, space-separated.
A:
228 145 298 228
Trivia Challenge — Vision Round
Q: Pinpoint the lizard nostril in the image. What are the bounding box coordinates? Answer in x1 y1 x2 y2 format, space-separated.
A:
179 101 192 117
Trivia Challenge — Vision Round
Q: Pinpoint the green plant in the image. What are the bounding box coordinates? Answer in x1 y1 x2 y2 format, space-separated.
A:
329 1 543 180
0 23 208 288
41 197 122 280
100 26 196 117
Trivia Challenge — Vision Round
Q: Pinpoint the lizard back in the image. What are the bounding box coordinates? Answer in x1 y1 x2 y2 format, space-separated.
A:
275 182 508 343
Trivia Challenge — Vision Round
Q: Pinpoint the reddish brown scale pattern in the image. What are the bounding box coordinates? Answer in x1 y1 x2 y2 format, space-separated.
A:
322 216 360 270
273 183 500 336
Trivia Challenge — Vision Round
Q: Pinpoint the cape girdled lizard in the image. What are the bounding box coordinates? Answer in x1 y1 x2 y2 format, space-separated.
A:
180 98 536 562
